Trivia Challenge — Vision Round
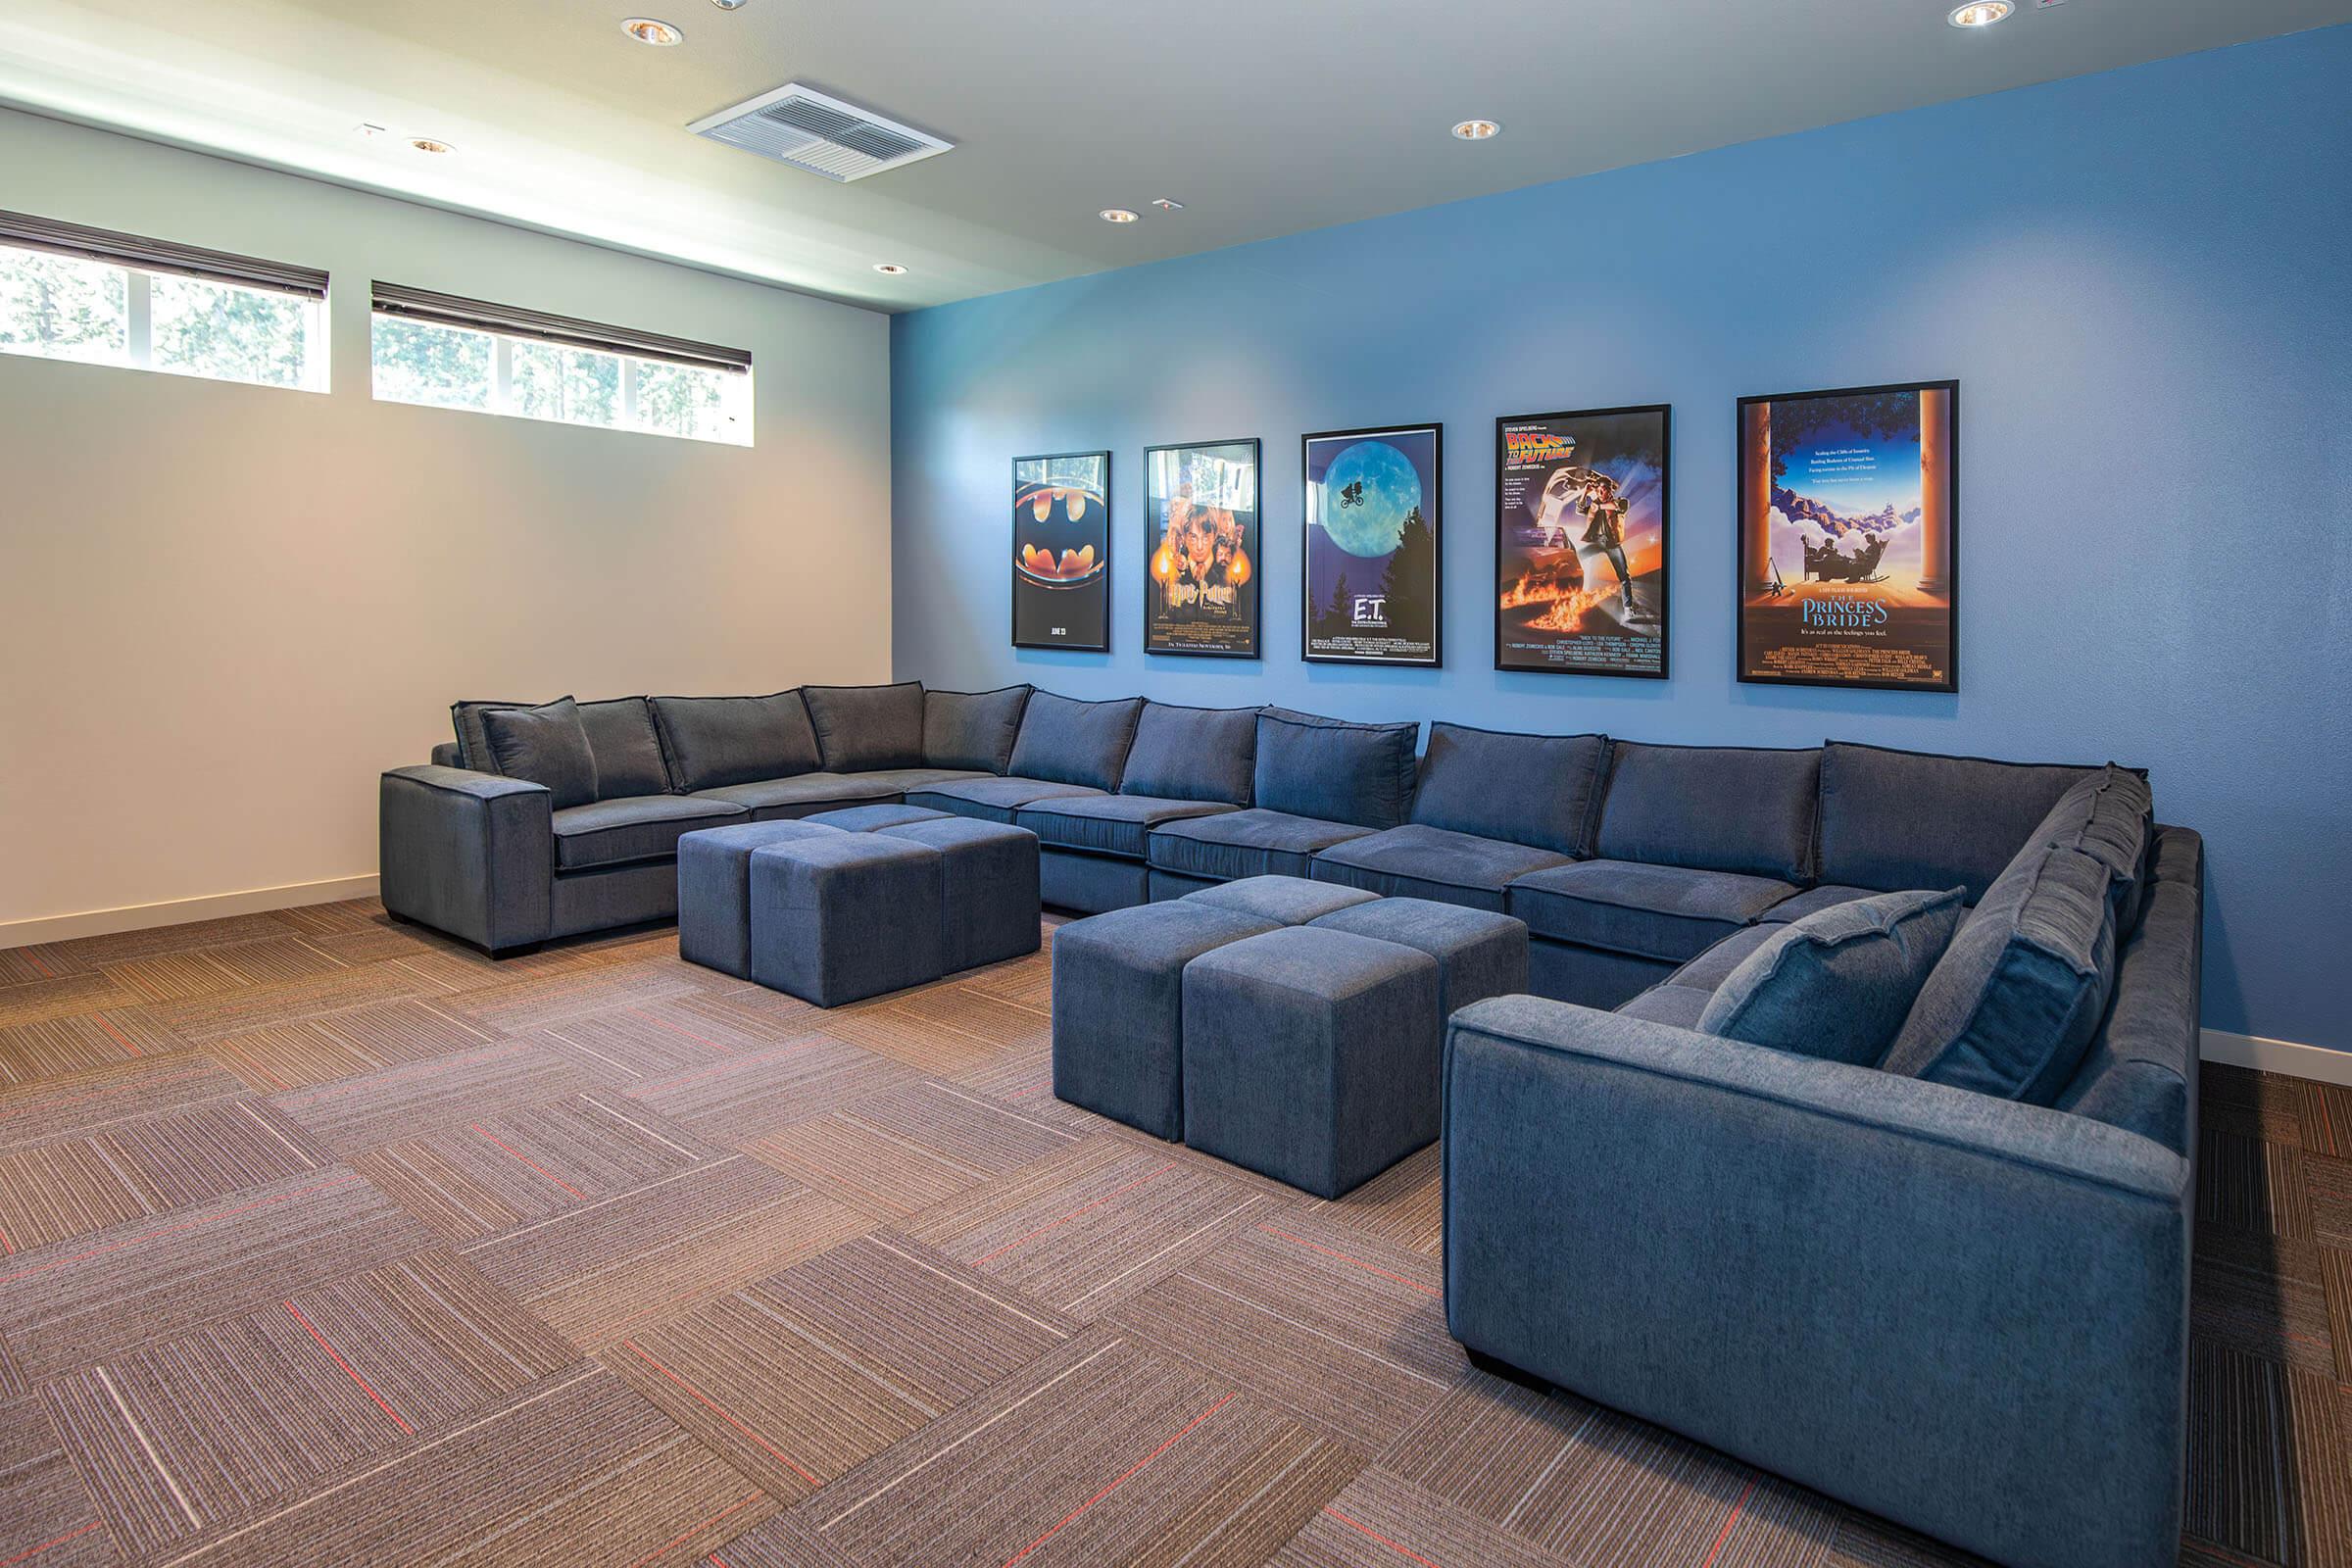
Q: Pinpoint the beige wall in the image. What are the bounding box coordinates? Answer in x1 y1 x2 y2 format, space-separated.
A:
0 107 894 934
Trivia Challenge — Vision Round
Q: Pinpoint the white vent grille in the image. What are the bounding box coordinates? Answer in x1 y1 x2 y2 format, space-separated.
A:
688 84 952 181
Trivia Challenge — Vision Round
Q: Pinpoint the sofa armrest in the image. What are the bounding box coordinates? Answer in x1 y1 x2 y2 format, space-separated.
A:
1442 996 2188 1568
378 765 554 954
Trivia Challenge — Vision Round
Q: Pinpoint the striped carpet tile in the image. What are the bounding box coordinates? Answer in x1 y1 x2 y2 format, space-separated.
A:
906 1135 1281 1322
203 997 496 1093
142 964 445 1045
1822 1514 1997 1566
458 1156 874 1348
438 964 708 1036
42 1249 568 1558
353 1091 727 1243
2311 1158 2352 1249
139 1365 774 1568
0 1055 251 1153
619 1035 917 1143
741 1078 1081 1219
2194 1232 2338 1377
1382 1371 1841 1567
2302 1084 2352 1158
1111 1209 1465 1450
261 898 394 938
0 1015 158 1088
785 1330 1354 1568
0 1167 436 1386
0 945 88 985
2203 1128 2317 1239
0 1099 329 1252
601 1231 1075 1502
1 1395 117 1568
2184 1336 2351 1567
0 975 139 1032
1270 1467 1579 1568
34 916 298 971
815 988 1041 1077
1305 1143 1445 1257
957 949 1054 1011
96 951 249 1006
2322 1247 2352 1386
268 1040 596 1156
535 1000 792 1091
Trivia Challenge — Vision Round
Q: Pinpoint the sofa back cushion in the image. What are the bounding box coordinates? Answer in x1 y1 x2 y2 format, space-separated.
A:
1818 742 2107 904
578 698 670 800
1119 703 1260 805
1410 723 1608 856
1698 887 1966 1065
649 691 823 792
802 682 925 772
451 698 531 773
479 697 599 809
1595 743 1820 882
1881 839 2121 1102
1252 710 1419 830
2034 764 2156 931
1006 692 1145 791
924 685 1032 773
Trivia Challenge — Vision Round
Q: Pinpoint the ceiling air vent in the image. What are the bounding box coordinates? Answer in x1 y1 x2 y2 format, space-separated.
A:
688 83 952 182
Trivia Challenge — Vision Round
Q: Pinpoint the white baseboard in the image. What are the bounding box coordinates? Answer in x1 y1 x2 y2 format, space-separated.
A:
0 875 381 950
2202 1027 2352 1088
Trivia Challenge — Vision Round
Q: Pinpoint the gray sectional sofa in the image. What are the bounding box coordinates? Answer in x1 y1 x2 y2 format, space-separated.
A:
380 679 2200 1568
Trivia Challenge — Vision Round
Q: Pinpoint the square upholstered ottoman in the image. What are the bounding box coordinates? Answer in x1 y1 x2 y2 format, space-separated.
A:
1307 898 1528 1020
676 820 842 978
877 817 1041 972
1181 925 1441 1197
1052 902 1281 1140
1181 874 1378 927
747 831 946 1005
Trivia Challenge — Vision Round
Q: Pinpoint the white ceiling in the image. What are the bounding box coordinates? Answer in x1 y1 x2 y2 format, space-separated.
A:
2 0 2344 312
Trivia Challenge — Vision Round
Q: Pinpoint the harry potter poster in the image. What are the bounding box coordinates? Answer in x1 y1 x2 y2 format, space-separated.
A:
1737 382 1957 692
1012 451 1110 651
1494 405 1669 677
1145 439 1259 658
1302 424 1442 665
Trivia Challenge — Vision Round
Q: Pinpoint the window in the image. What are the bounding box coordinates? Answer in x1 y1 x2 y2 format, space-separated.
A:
0 211 326 391
369 283 751 445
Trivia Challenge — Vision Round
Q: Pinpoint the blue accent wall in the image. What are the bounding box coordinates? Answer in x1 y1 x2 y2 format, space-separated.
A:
891 26 2352 1051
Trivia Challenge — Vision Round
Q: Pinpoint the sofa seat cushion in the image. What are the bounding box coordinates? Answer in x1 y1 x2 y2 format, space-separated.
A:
693 772 903 818
1614 924 1781 1029
1310 824 1573 912
1758 885 1885 925
1146 808 1378 883
904 775 1106 824
553 795 745 870
1014 794 1239 859
1507 859 1799 962
837 767 990 795
1699 888 1968 1065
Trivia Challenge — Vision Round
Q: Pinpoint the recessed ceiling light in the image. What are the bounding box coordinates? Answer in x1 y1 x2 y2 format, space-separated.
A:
872 263 907 275
1947 1 2012 24
710 0 747 8
1100 208 1140 223
622 17 684 45
408 136 456 156
1451 119 1501 141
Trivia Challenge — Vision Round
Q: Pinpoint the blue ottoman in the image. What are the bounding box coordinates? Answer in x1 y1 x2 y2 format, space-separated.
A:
748 832 946 1005
1182 874 1378 927
1308 899 1529 1020
878 817 1041 972
1181 926 1441 1197
1052 903 1280 1140
677 821 841 978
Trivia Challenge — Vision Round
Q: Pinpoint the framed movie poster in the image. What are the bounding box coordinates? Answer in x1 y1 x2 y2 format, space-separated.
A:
1737 382 1957 692
1012 450 1110 651
1145 438 1260 658
1494 405 1670 678
1302 423 1442 665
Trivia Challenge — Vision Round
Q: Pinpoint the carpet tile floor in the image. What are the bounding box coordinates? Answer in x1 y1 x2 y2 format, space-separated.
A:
0 897 2340 1567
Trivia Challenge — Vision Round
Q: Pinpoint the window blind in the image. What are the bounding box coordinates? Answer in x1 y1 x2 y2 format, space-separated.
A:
370 282 752 374
0 210 328 299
